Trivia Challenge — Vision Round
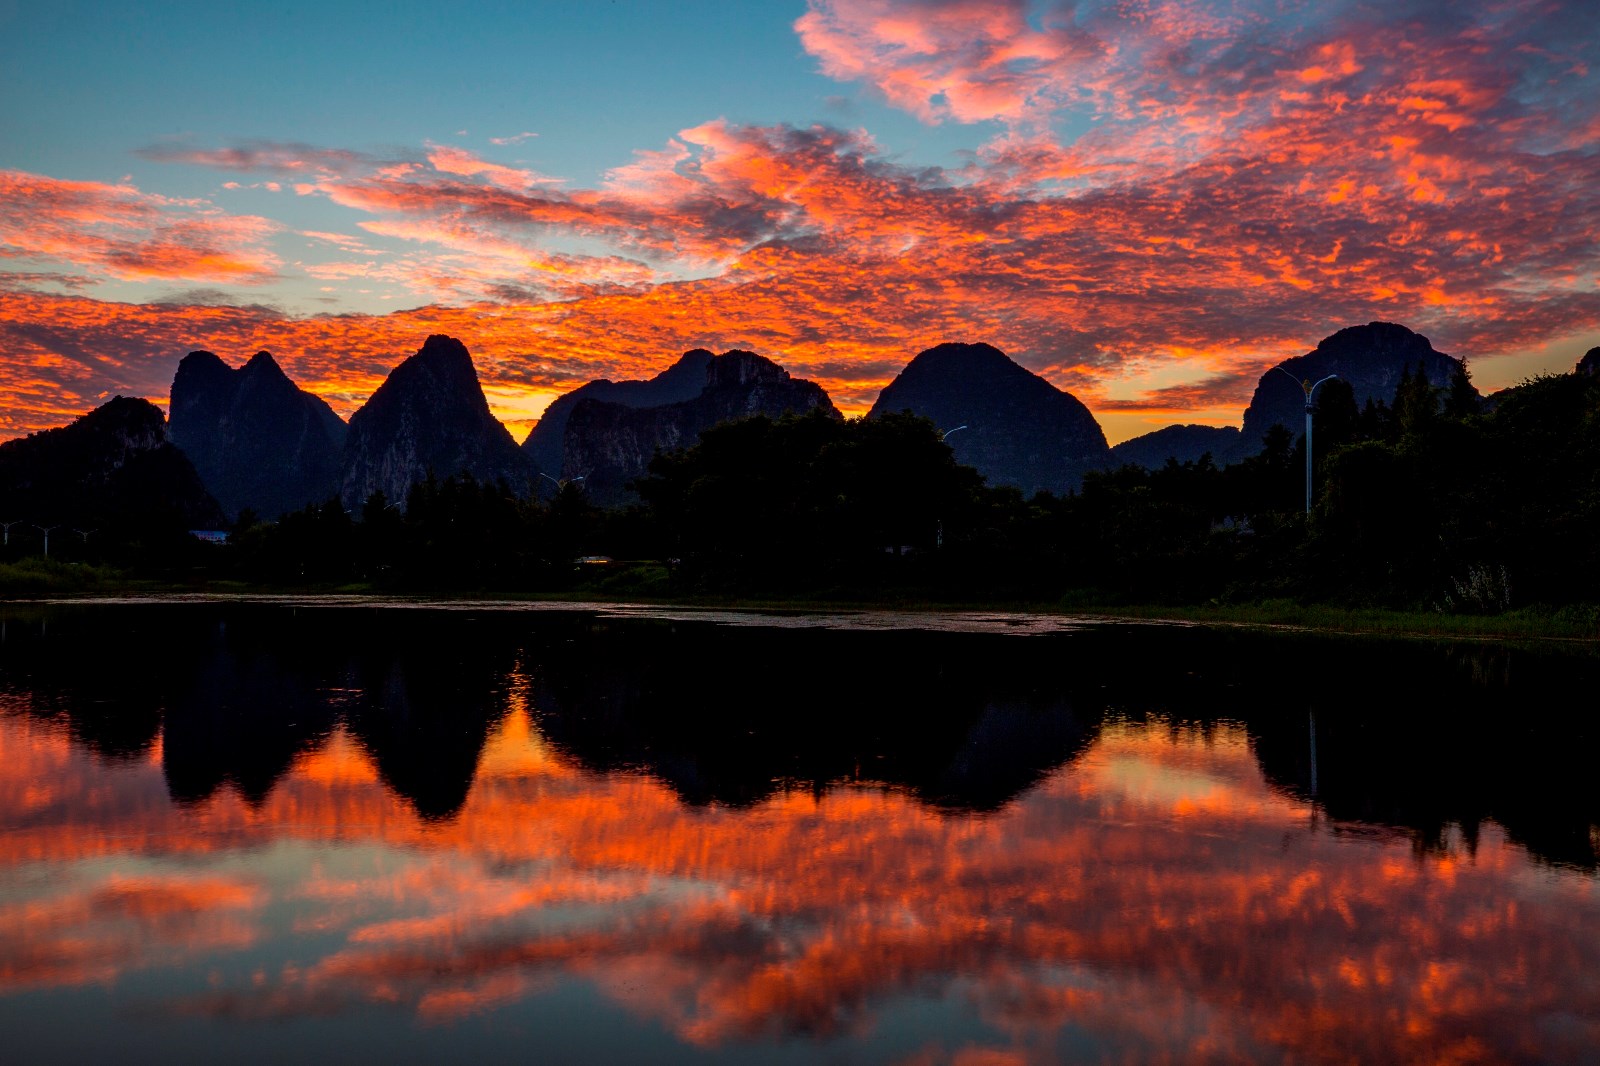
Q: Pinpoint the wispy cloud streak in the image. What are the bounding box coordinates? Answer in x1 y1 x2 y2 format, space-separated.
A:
0 171 280 286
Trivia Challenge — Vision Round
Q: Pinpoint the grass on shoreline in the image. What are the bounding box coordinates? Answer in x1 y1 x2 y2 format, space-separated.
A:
0 558 119 596
1071 600 1600 642
5 561 1596 643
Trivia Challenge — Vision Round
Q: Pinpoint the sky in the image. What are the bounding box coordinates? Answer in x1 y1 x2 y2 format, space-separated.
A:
1 0 1596 445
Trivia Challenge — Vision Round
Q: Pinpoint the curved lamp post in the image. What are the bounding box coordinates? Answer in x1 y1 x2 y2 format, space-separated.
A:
1274 367 1339 514
934 426 968 549
539 473 586 492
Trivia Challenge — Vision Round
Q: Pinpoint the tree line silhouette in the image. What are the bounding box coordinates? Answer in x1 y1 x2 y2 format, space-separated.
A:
6 363 1597 612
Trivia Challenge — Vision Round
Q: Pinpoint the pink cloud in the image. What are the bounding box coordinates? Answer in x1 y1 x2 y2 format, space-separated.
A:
795 0 1104 125
325 217 657 302
297 230 385 255
795 0 1600 179
0 170 280 285
424 144 562 190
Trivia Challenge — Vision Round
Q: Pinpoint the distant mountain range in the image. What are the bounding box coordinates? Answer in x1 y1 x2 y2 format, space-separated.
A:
0 395 224 532
560 349 840 504
168 335 537 518
1109 424 1242 469
521 348 715 481
2 321 1560 530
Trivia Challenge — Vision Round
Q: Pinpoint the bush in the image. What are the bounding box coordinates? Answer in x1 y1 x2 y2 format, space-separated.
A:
0 557 116 597
1440 563 1513 614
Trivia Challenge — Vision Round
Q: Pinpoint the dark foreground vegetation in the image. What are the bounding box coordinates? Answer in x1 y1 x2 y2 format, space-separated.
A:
3 364 1597 634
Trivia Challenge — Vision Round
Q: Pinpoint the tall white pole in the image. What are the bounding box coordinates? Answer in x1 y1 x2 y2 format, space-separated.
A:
1304 399 1314 515
1305 376 1337 515
937 426 967 549
1273 368 1338 515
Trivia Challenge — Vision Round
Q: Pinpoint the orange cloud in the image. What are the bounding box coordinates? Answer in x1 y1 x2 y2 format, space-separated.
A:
2 2 1597 441
0 170 280 285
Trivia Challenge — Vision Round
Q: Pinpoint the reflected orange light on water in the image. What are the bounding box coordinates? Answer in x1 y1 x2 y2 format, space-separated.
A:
1 701 1597 1063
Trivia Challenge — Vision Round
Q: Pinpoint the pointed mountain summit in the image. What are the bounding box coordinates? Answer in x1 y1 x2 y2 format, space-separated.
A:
561 349 840 504
1578 346 1599 377
170 349 347 519
867 342 1110 495
0 396 225 529
340 335 531 508
1238 323 1471 452
522 348 715 479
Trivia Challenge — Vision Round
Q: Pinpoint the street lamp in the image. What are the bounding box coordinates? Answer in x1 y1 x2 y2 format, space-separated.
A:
0 520 18 546
35 524 59 558
934 426 969 549
1274 367 1339 515
540 472 585 491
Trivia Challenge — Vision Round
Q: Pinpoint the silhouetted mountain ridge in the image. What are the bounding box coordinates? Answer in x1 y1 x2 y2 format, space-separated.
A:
867 342 1110 495
170 348 347 519
1115 323 1478 468
1 322 1544 526
1109 424 1241 469
562 349 840 504
340 335 532 507
1238 322 1469 453
0 395 224 529
522 348 715 481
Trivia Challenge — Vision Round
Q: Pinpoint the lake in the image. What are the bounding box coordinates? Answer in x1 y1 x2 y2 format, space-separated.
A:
2 600 1597 1063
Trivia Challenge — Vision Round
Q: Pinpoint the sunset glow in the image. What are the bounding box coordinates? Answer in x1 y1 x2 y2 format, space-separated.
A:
2 1 1595 442
4 693 1596 1061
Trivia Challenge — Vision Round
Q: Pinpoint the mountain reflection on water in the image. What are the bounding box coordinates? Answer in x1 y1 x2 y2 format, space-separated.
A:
2 602 1598 1064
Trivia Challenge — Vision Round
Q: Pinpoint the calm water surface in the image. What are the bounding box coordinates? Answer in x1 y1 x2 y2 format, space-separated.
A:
2 602 1598 1064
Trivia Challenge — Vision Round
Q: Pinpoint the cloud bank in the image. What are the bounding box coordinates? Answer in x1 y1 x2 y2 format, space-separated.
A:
1 0 1596 440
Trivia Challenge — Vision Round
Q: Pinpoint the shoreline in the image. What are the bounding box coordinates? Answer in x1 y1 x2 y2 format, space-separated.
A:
6 587 1597 644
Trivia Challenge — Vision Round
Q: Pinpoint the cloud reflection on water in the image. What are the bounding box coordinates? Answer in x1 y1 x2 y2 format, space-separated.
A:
3 682 1599 1063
